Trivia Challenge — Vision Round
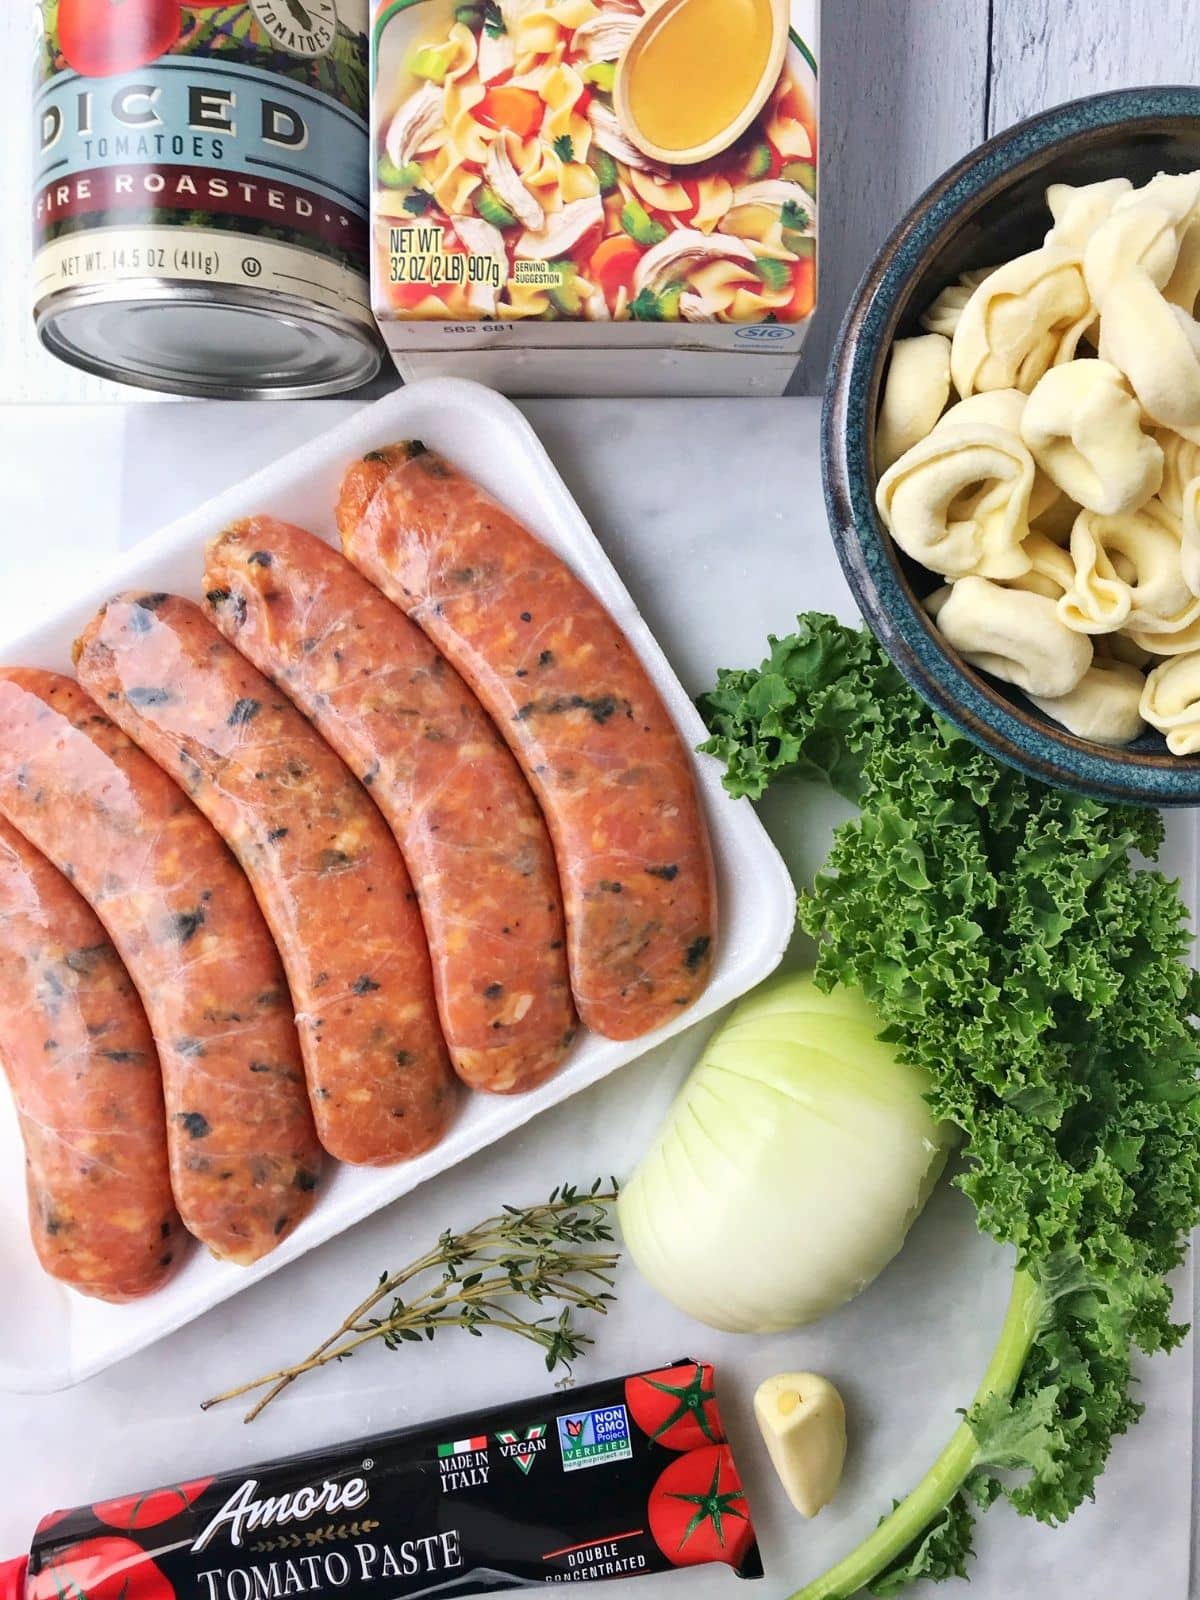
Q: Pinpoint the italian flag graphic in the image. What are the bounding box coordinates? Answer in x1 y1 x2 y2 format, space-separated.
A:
438 1436 487 1458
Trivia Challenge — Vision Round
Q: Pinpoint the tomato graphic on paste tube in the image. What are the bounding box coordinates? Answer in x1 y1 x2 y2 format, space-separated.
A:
625 1361 725 1452
57 0 181 78
93 1480 214 1533
2 1360 760 1600
27 1539 174 1600
647 1444 757 1571
31 1513 69 1538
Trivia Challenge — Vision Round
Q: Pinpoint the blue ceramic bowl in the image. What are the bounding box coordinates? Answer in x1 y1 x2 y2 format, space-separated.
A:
822 86 1200 806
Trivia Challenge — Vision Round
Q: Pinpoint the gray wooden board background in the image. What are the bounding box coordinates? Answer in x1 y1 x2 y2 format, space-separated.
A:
4 1 1200 405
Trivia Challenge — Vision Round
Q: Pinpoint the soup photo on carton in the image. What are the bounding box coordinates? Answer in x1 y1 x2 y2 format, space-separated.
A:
370 0 819 395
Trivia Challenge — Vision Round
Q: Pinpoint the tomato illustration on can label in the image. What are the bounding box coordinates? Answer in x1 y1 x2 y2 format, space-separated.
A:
31 0 377 396
57 0 181 78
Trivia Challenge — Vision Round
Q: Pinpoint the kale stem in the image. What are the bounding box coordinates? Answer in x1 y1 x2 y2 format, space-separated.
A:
791 1268 1043 1600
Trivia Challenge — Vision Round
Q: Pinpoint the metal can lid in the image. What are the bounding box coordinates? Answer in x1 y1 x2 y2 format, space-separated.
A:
36 283 382 399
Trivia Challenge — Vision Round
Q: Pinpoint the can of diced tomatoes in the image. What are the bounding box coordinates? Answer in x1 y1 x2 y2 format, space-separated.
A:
32 0 381 397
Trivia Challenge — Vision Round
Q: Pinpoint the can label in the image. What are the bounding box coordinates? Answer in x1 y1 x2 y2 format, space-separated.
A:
33 0 371 326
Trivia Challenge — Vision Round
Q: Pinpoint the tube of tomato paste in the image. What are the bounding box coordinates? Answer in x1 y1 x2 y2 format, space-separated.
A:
0 1359 760 1600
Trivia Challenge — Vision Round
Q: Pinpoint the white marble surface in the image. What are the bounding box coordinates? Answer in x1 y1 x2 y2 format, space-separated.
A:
0 398 1194 1600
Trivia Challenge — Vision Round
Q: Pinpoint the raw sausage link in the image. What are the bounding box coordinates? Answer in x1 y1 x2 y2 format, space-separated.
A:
75 593 457 1164
0 815 184 1301
205 518 576 1093
0 671 322 1265
337 444 717 1041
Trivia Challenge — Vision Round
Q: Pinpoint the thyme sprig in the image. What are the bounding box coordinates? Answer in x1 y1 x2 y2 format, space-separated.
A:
202 1181 620 1423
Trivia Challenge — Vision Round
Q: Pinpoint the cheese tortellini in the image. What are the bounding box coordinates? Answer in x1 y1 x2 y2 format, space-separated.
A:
876 164 1200 751
1156 428 1200 514
1027 659 1148 746
932 390 1060 518
1020 360 1163 514
918 267 996 338
1059 501 1195 636
1165 218 1200 314
1181 475 1200 597
1141 652 1200 753
1044 177 1131 254
875 422 1034 580
1099 268 1200 442
875 335 952 472
1011 531 1076 599
1082 202 1187 306
935 577 1092 698
950 246 1092 398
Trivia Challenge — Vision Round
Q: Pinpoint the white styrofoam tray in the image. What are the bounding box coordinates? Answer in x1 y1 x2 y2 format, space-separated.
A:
0 379 796 1393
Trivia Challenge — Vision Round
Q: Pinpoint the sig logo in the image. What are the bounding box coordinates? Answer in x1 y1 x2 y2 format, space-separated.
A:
736 325 796 342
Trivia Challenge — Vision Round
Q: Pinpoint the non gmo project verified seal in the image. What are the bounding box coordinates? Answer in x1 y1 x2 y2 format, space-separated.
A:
556 1404 633 1473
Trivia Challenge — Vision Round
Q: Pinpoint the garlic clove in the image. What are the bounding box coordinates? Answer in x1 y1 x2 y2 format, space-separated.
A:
753 1372 847 1519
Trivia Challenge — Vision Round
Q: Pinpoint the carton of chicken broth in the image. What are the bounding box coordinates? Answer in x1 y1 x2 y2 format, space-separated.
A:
371 0 818 395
